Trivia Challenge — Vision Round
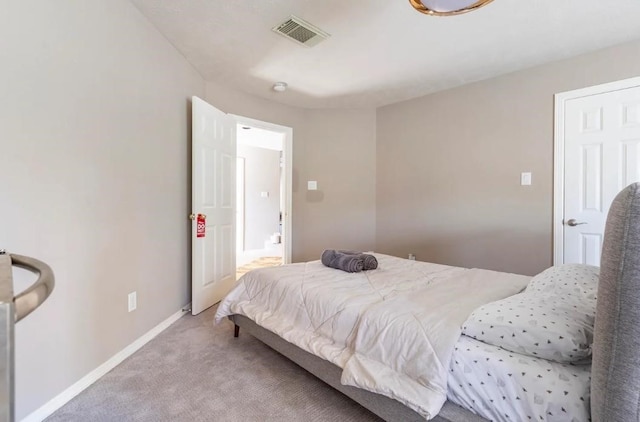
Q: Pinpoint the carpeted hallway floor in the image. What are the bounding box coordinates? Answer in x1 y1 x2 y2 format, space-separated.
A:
45 305 381 422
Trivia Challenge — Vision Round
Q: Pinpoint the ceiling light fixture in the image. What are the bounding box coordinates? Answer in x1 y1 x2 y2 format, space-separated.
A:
409 0 494 16
273 82 288 92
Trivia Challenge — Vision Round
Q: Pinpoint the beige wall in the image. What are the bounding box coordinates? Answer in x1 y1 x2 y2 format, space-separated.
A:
206 83 377 262
376 39 640 276
237 145 281 250
6 1 638 417
0 1 204 418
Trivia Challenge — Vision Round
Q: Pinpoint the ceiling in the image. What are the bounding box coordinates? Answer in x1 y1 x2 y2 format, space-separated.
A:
131 0 640 109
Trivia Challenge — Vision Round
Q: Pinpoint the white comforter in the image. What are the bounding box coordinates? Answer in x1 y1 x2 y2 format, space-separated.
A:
341 268 530 419
215 253 464 367
215 254 530 420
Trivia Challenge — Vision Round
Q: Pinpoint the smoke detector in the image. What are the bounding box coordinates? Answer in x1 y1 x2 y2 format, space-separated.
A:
272 15 330 47
273 82 288 92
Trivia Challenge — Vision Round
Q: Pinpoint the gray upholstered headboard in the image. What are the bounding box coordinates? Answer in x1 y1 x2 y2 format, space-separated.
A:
592 182 640 421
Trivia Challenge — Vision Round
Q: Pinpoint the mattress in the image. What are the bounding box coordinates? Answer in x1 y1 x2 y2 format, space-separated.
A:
217 253 535 419
447 335 591 422
216 253 465 367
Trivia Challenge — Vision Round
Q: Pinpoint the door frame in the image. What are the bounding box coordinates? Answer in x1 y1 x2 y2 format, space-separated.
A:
236 156 246 253
553 76 640 265
230 114 293 264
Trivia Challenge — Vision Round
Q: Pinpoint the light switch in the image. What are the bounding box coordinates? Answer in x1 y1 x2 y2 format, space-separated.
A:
521 172 532 186
307 181 318 191
260 191 269 198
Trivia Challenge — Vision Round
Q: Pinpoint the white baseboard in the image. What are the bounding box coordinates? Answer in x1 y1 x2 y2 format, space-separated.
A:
21 305 190 422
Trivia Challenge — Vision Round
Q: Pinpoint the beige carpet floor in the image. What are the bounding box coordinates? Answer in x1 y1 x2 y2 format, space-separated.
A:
45 305 381 422
236 256 282 280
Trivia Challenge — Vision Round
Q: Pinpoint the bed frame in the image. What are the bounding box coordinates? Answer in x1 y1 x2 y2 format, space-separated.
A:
227 183 640 422
229 314 485 422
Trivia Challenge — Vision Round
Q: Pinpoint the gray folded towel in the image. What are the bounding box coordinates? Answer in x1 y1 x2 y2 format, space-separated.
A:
321 250 378 272
339 250 378 270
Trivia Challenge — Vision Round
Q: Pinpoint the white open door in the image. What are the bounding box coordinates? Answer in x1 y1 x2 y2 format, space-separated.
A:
555 79 640 265
191 96 236 315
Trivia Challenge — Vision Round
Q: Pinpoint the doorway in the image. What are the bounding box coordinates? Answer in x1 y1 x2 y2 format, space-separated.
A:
232 115 292 278
190 98 293 314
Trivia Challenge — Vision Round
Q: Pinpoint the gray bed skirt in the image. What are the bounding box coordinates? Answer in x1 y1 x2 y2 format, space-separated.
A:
229 314 487 422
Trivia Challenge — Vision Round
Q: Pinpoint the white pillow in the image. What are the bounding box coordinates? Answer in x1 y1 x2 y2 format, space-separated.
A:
526 263 599 300
462 264 599 363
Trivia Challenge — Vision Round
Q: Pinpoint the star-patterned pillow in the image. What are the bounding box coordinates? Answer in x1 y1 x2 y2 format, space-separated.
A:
526 263 599 300
462 264 599 363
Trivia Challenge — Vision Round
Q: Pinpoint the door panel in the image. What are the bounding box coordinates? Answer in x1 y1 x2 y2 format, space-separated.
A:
192 96 236 315
564 86 640 265
621 140 640 187
581 143 602 212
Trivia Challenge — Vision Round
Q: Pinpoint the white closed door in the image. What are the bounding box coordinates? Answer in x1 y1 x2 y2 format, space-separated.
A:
563 85 640 265
191 96 236 315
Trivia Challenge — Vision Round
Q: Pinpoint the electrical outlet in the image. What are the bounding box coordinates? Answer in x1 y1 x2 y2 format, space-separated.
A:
408 253 416 261
128 292 137 312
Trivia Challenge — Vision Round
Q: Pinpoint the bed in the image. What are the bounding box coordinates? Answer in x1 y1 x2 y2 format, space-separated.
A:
215 183 640 422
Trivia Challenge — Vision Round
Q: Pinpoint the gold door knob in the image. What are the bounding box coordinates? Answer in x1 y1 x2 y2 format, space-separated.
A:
189 213 207 220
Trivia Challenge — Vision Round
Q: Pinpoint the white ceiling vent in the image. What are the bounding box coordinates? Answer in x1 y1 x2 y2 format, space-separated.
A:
272 16 330 47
